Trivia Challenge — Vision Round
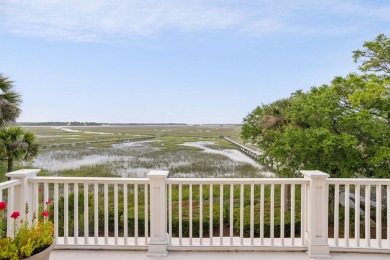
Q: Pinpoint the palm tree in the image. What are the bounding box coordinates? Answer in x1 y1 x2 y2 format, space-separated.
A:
0 74 22 127
0 126 39 172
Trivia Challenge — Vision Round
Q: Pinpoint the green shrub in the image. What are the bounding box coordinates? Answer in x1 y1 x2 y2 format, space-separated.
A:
233 205 301 237
170 202 227 237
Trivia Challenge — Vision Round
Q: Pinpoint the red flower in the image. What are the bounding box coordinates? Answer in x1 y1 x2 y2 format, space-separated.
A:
38 188 42 193
0 201 6 210
10 211 20 219
45 200 51 205
42 211 50 217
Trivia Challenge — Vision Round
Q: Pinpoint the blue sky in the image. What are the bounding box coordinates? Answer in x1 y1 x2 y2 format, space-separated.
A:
0 1 389 124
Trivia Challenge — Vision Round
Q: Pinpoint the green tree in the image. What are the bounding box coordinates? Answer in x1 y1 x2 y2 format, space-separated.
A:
0 126 39 173
0 74 22 127
353 33 390 74
242 34 390 178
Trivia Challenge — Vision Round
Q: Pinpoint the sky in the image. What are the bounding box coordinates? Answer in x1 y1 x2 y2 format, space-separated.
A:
0 1 389 124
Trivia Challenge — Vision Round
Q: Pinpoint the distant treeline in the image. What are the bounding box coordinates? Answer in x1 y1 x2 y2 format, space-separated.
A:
19 122 103 126
18 122 188 126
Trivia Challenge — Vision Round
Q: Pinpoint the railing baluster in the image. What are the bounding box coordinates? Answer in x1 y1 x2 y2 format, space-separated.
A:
114 183 118 245
355 184 360 247
240 184 244 245
301 184 306 246
84 183 89 244
230 184 233 245
271 183 275 245
74 183 78 244
179 184 182 245
189 184 193 245
7 186 14 237
64 183 69 245
220 184 223 245
334 184 340 246
44 182 49 209
94 183 98 245
200 184 203 245
144 184 149 245
169 184 172 245
104 183 108 244
210 184 213 245
250 183 254 245
134 184 139 245
54 183 59 244
387 185 390 249
365 184 371 247
291 184 295 246
281 184 285 246
345 184 350 247
123 184 128 245
260 184 264 245
32 182 38 219
376 185 382 248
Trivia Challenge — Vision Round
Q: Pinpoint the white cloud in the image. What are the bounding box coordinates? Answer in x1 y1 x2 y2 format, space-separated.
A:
0 0 389 42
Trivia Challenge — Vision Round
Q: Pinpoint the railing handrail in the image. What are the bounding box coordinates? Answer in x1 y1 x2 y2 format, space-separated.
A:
166 178 309 185
29 176 150 184
327 178 390 185
24 176 390 185
0 179 21 190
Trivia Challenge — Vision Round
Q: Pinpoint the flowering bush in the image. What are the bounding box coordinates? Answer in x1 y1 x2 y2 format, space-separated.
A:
0 201 54 260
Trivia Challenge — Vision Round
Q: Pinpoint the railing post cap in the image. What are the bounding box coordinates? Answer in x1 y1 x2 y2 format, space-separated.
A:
147 170 169 179
301 170 329 179
6 169 41 179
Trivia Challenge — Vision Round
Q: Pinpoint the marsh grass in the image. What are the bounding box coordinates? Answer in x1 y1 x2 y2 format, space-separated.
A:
15 125 271 179
26 141 266 178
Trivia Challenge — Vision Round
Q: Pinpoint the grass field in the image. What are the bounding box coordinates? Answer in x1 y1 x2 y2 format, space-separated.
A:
2 125 273 180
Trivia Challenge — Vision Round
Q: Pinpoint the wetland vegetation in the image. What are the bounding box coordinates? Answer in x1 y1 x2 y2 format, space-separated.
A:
1 124 273 180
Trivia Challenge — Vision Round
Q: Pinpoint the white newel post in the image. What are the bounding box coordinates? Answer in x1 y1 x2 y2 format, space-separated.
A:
147 170 169 256
301 170 330 258
5 169 40 236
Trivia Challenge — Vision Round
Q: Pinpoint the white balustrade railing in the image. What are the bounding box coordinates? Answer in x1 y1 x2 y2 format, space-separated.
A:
166 178 308 250
328 179 390 252
1 169 390 257
29 176 150 250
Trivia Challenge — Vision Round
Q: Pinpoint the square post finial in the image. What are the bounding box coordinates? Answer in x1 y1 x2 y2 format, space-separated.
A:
5 169 40 237
147 170 169 256
301 170 331 258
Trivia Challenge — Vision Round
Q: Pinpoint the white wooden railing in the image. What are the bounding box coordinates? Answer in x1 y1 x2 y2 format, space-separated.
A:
29 177 151 250
166 178 307 250
1 169 390 257
327 179 390 252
